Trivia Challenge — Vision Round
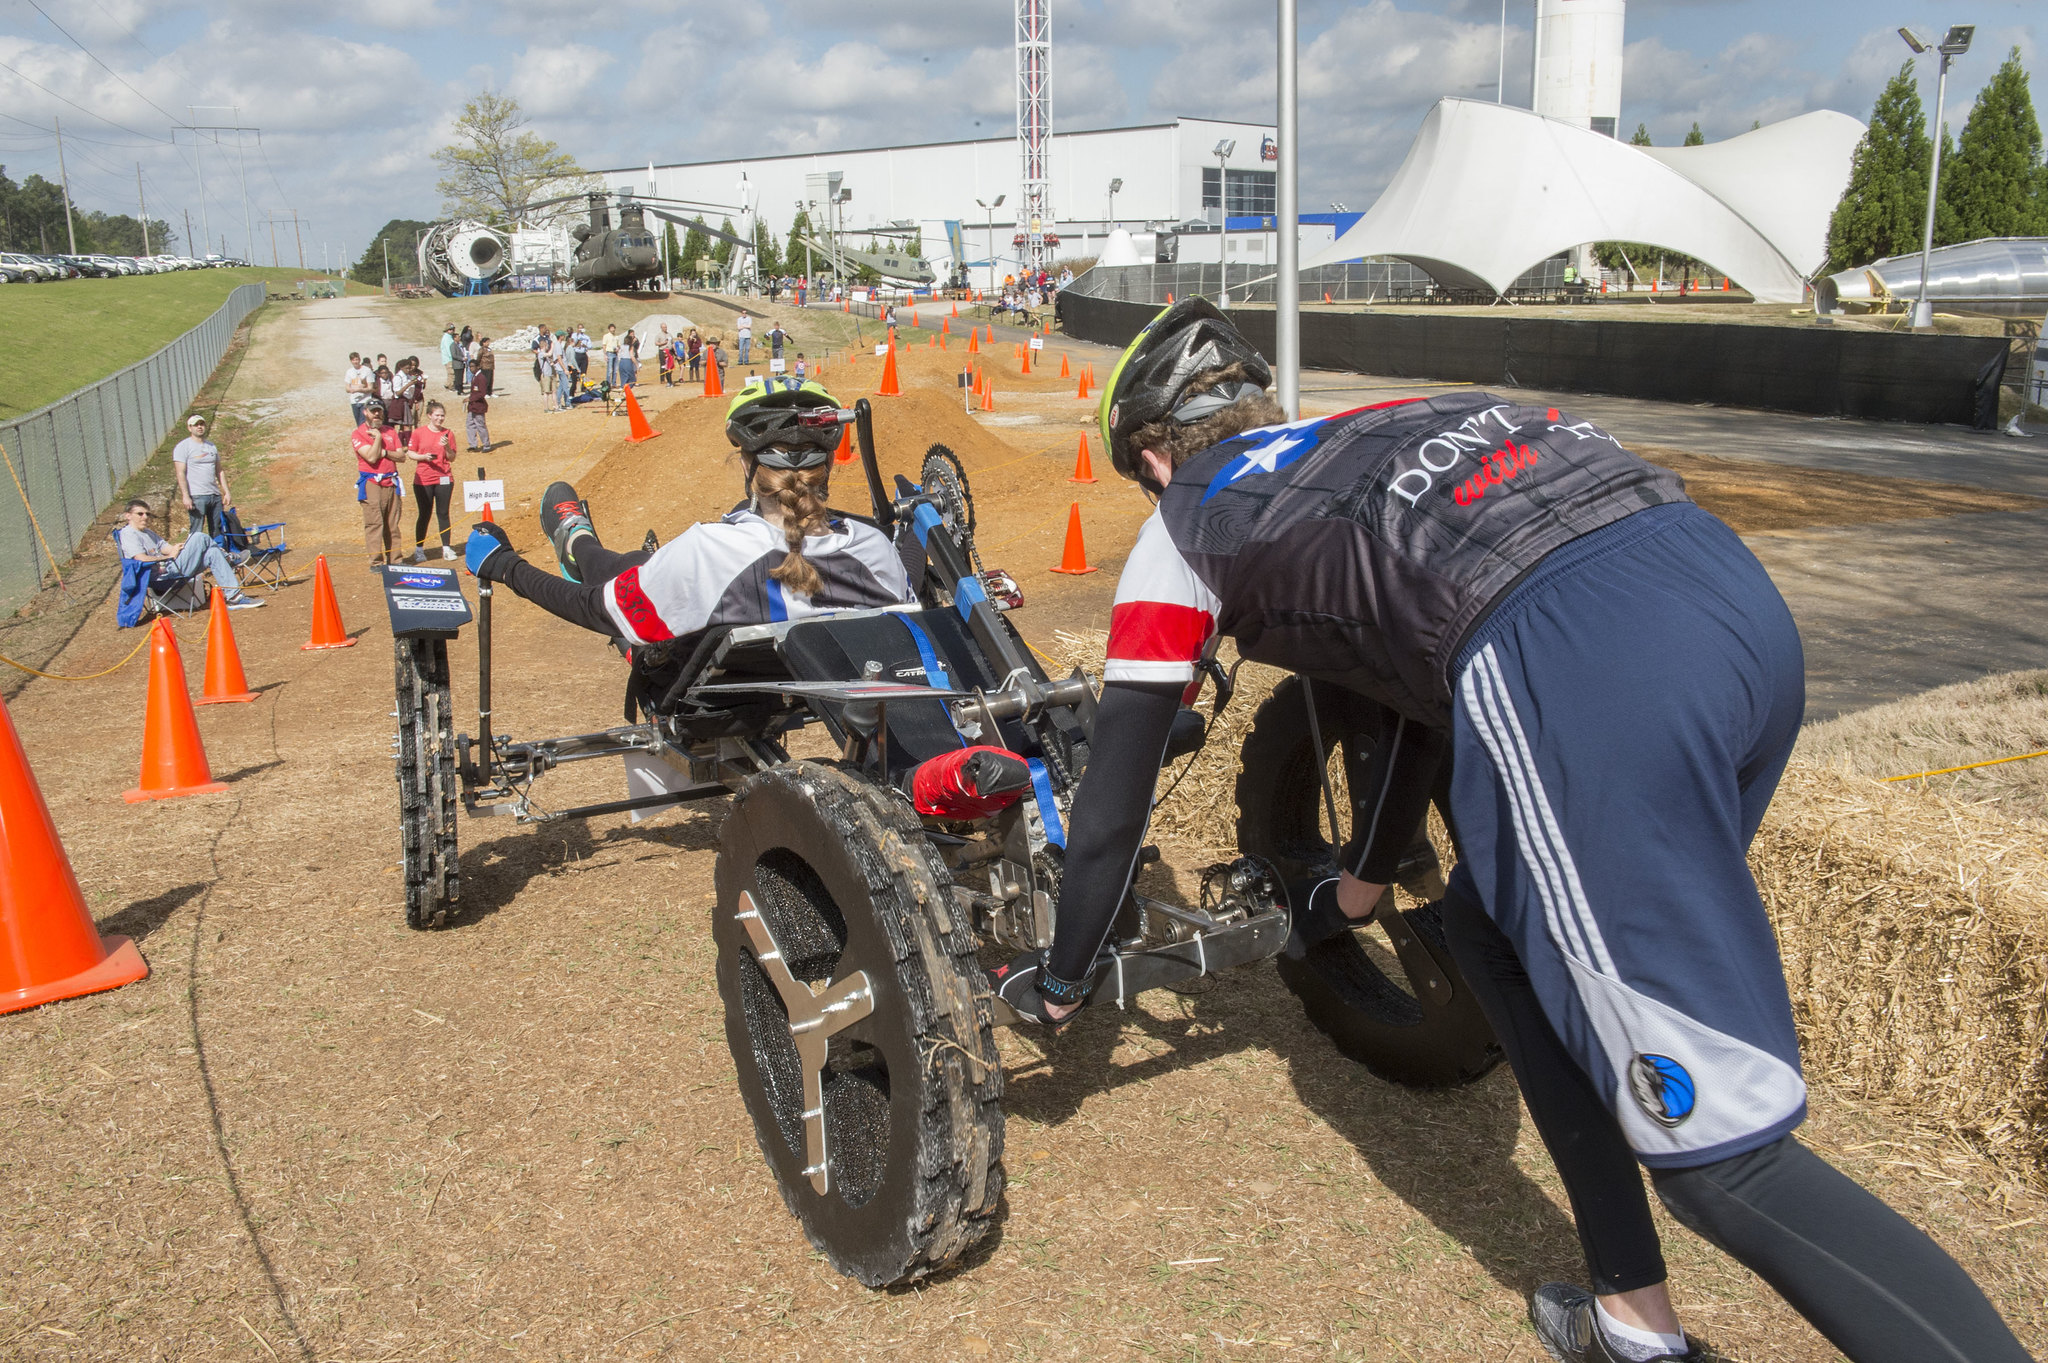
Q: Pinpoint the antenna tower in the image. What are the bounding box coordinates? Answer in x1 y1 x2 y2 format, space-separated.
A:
1015 0 1052 274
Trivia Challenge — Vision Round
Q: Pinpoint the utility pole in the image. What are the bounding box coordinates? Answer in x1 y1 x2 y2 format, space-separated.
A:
183 209 193 258
188 107 210 258
267 215 279 266
137 163 151 254
233 109 253 262
52 118 76 253
292 211 304 269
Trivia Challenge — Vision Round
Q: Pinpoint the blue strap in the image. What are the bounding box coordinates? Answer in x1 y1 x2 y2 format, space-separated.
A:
765 577 788 622
953 572 987 623
897 616 954 690
1026 758 1065 847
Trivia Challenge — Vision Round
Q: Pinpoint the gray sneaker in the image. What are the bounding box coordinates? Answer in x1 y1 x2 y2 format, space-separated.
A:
538 480 594 582
1529 1284 1697 1362
224 594 267 610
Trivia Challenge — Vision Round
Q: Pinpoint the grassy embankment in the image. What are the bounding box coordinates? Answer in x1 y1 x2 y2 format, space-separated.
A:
0 267 373 420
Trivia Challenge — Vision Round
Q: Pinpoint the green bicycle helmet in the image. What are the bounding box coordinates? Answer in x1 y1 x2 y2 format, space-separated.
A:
725 377 842 468
1096 298 1272 491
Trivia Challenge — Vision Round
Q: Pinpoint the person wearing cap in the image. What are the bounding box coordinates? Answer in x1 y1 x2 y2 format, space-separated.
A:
173 414 229 538
352 400 406 567
462 377 911 649
989 299 2034 1363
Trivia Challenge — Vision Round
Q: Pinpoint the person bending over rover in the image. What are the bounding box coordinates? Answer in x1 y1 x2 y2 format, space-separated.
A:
462 378 914 648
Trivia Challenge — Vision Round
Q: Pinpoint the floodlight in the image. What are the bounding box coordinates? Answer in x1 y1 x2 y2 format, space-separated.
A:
1938 25 1974 54
1109 178 1123 193
1214 139 1236 160
1897 27 1928 53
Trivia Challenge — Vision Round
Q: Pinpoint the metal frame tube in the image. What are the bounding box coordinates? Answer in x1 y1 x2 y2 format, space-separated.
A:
1275 0 1300 417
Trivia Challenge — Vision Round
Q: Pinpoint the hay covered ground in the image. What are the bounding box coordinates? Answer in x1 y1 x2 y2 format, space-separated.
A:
1 293 2045 1361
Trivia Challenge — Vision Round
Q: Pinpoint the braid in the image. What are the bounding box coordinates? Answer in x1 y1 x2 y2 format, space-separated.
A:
755 465 831 597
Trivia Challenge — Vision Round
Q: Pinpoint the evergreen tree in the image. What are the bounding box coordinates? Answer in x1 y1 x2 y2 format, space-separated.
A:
1938 47 2048 240
1683 122 1705 146
1629 123 1652 147
1825 62 1934 270
785 209 814 276
680 214 708 277
752 218 781 278
348 218 435 285
662 222 681 279
711 217 736 270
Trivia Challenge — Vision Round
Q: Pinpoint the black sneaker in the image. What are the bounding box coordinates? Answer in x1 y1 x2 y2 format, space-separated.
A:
1529 1284 1698 1362
537 481 594 581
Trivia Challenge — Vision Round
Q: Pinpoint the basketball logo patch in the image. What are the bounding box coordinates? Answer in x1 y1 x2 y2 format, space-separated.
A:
1630 1053 1696 1128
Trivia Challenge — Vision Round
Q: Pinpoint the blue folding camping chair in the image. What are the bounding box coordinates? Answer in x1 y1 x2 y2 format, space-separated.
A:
219 507 292 591
114 527 211 627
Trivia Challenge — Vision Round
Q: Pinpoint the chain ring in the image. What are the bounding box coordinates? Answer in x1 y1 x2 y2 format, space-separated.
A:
919 446 985 579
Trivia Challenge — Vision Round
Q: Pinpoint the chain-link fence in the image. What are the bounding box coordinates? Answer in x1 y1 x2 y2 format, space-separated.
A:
0 282 266 618
1065 257 1581 307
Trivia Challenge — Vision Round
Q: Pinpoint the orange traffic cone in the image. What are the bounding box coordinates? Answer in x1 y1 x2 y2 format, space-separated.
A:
910 308 918 327
1021 346 1032 375
939 333 948 350
1059 353 1071 378
966 329 979 355
1049 503 1097 574
1323 291 1333 304
623 385 661 442
950 302 959 318
703 345 724 398
980 383 995 412
1077 371 1091 399
1722 277 1730 292
985 326 994 344
196 590 257 705
124 619 227 802
479 500 494 523
1070 434 1097 484
302 553 356 651
1166 292 1174 304
835 424 856 464
876 344 901 397
942 318 951 335
0 694 149 1015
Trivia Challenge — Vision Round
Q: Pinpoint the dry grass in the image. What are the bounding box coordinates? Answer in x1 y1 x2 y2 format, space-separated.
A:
1797 670 2048 823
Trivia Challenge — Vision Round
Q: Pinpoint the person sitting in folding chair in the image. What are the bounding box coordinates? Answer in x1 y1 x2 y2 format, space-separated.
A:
462 378 912 653
115 499 266 622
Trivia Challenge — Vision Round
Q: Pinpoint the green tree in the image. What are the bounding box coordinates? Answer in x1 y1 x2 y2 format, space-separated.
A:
1938 47 2048 240
711 216 736 269
662 222 681 279
79 210 173 255
348 218 435 286
1825 61 1935 270
1594 125 1705 278
1683 122 1705 146
432 91 587 223
680 214 708 278
0 170 86 253
1629 123 1653 147
751 218 781 278
785 208 813 276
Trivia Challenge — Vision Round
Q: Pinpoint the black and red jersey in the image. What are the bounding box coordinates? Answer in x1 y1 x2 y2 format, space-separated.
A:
1105 392 1690 725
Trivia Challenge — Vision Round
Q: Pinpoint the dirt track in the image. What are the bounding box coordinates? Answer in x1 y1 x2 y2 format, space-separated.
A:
2 295 2044 1361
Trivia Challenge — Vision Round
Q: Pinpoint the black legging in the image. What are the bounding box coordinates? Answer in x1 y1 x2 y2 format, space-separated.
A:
484 534 648 637
412 482 454 549
1439 891 2034 1362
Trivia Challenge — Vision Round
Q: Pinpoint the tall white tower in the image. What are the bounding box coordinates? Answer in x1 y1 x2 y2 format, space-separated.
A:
1016 0 1052 273
1531 0 1625 137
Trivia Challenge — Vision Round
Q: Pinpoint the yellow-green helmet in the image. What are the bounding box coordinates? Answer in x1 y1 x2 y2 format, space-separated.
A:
725 377 842 466
1097 298 1271 492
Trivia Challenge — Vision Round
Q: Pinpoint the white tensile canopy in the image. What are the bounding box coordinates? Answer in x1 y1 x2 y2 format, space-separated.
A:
1300 99 1865 304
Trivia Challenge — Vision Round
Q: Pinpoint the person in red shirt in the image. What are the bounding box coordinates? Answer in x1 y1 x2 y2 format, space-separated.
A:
352 401 406 566
406 399 458 562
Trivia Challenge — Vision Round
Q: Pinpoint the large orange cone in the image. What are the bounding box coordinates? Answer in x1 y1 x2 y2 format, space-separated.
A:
1077 371 1091 399
876 344 901 397
302 553 356 651
1070 434 1097 484
622 385 661 442
1323 291 1333 304
1059 353 1070 378
980 383 995 412
1166 292 1174 304
0 695 148 1015
479 501 494 523
942 318 951 334
1049 503 1097 574
950 302 958 318
985 326 994 344
1021 346 1032 375
910 308 918 327
196 590 257 705
834 424 855 465
124 620 227 802
702 344 724 398
966 329 979 355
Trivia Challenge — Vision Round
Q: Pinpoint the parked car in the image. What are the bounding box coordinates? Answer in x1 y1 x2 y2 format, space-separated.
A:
1 252 55 280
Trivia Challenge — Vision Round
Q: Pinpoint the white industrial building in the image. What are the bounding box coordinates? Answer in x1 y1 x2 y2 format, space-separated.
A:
595 116 1277 282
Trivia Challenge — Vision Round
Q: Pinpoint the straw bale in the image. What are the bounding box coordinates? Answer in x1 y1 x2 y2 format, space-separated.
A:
1041 631 2048 1181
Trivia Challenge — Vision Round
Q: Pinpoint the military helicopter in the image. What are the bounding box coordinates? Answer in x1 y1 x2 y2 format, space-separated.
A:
517 190 751 292
795 223 936 286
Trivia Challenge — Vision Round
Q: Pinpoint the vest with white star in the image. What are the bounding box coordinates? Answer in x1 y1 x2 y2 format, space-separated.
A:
1113 391 1689 726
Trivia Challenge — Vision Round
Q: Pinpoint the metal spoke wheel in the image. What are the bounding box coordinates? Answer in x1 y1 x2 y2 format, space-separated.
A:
395 637 460 930
1236 676 1499 1088
714 761 1005 1287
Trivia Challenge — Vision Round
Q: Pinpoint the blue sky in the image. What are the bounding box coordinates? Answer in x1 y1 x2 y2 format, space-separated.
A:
0 0 2038 266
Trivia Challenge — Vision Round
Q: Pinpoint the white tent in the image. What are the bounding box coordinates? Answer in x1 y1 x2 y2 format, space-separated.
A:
1301 99 1864 303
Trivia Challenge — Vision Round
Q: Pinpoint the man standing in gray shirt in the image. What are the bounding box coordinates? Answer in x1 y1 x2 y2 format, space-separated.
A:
173 414 229 537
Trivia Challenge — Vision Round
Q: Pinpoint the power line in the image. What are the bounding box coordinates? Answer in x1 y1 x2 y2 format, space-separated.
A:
252 131 296 215
17 0 183 126
0 56 168 143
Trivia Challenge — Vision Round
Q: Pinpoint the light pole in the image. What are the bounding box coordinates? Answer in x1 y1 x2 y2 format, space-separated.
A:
977 194 1006 295
1899 24 1973 330
1276 0 1300 417
1213 139 1236 306
1107 177 1122 230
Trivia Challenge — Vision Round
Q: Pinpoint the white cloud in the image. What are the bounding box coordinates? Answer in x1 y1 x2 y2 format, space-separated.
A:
505 43 616 117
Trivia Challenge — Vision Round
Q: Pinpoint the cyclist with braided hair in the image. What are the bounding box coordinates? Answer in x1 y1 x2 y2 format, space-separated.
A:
463 378 913 647
994 299 2033 1363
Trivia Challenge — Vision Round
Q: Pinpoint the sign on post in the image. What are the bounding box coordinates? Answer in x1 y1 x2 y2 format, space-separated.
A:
769 358 787 374
1029 337 1044 350
463 480 505 513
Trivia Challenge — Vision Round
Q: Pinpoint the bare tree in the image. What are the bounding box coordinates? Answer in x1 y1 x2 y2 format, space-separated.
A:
432 92 589 222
